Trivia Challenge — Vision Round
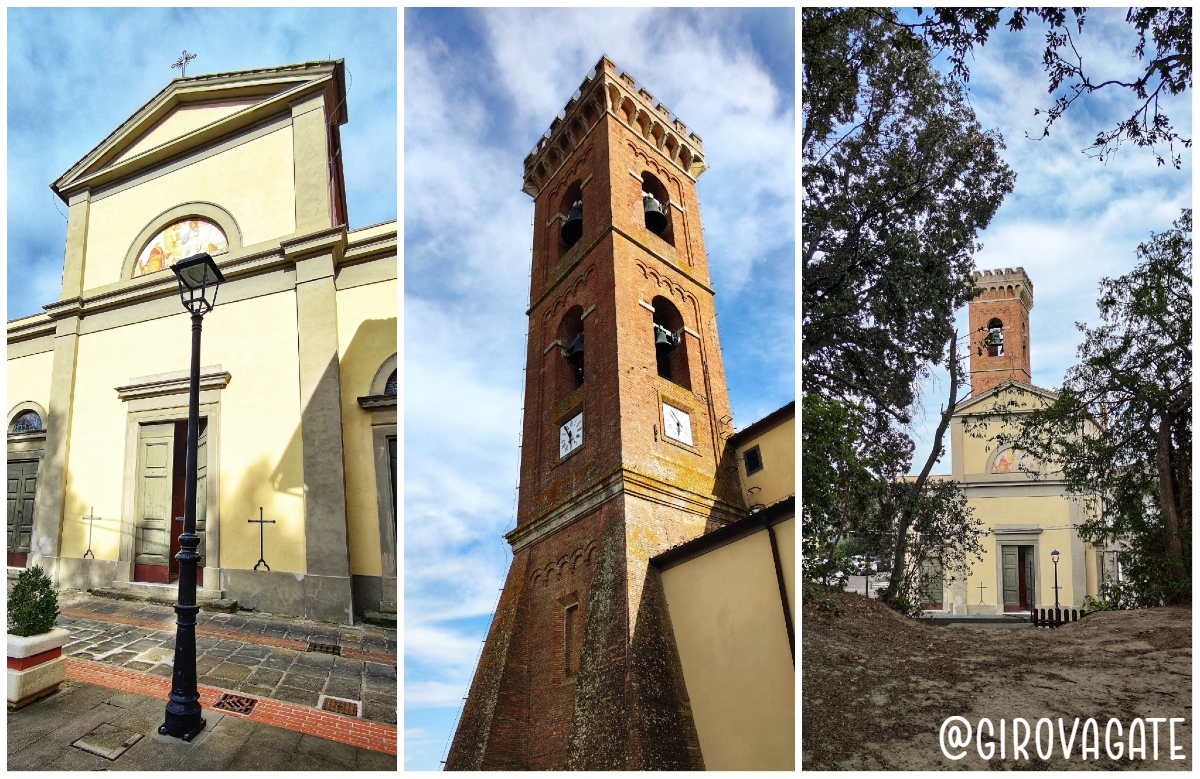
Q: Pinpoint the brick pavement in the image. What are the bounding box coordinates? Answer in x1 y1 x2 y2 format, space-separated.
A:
49 590 397 752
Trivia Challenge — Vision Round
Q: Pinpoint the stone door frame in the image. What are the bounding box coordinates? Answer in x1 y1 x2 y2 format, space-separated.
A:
117 367 228 597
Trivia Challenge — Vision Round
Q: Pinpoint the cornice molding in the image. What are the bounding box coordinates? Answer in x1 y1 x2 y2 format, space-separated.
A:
116 366 231 401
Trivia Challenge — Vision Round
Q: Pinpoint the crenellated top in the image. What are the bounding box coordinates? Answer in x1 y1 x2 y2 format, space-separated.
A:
971 266 1034 310
521 55 706 198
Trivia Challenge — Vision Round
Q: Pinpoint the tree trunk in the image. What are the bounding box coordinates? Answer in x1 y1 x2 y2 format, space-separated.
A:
1155 407 1187 596
883 333 961 607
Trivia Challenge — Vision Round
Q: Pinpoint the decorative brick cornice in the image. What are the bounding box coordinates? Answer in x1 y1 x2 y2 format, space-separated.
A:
521 55 706 199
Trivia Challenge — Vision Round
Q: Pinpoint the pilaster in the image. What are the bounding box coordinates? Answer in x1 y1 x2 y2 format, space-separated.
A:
286 230 353 620
29 315 83 579
291 94 334 234
59 191 91 300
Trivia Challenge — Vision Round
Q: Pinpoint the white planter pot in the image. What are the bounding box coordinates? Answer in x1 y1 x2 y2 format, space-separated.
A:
7 627 69 709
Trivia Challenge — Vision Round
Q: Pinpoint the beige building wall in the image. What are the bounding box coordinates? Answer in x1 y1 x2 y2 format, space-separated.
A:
62 290 305 572
336 277 397 577
659 518 795 770
732 406 795 509
8 349 54 420
83 125 297 291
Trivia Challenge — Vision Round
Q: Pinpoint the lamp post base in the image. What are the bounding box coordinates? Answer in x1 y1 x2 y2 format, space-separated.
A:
159 715 206 742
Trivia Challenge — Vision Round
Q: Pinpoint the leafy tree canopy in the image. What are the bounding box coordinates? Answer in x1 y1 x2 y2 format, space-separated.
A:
803 7 1015 467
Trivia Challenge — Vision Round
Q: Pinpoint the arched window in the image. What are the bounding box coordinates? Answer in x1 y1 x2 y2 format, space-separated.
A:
384 370 397 396
132 218 229 278
557 306 585 392
558 181 584 257
986 318 1004 357
651 296 690 390
9 410 42 434
641 172 674 246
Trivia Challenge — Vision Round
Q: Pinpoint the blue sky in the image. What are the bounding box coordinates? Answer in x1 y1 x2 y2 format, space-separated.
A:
403 8 795 770
7 7 397 320
902 9 1192 472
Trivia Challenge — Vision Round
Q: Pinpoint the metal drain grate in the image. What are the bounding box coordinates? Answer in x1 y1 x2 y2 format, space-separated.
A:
306 641 342 655
212 693 258 715
321 696 360 716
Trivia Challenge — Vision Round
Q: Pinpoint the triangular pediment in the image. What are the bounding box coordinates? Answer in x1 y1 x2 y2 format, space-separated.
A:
53 60 345 201
953 379 1059 417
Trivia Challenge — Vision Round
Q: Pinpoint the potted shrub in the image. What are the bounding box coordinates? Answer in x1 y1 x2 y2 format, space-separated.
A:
7 565 68 709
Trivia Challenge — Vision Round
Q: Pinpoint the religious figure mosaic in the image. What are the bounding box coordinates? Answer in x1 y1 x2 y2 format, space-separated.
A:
132 218 228 278
991 446 1041 474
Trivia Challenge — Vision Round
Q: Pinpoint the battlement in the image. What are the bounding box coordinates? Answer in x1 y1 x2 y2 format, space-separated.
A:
521 55 706 198
971 266 1034 310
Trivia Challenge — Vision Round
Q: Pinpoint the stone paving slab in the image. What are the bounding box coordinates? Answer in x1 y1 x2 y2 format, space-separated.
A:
53 590 396 727
7 679 395 770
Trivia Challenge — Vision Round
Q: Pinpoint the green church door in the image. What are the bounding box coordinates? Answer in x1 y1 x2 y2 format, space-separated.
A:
134 423 175 582
1003 545 1035 612
1002 546 1020 612
7 460 39 568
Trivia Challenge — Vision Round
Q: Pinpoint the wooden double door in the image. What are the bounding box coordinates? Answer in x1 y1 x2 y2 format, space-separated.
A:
7 460 38 568
134 420 207 584
1002 545 1035 612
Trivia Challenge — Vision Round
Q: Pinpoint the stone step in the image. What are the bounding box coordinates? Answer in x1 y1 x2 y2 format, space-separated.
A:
361 610 397 628
88 586 239 614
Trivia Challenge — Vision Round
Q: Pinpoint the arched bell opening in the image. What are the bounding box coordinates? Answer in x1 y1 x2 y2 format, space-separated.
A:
651 296 690 390
641 172 674 246
558 181 584 257
985 318 1004 357
557 306 586 394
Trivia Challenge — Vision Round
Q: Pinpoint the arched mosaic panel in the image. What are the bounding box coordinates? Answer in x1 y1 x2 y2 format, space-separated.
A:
992 447 1041 474
132 218 228 278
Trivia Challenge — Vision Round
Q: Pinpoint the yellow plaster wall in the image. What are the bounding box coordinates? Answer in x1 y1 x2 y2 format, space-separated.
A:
961 495 1089 608
660 524 795 770
7 350 54 420
83 125 297 291
116 99 261 164
735 415 795 508
335 278 397 577
61 290 306 572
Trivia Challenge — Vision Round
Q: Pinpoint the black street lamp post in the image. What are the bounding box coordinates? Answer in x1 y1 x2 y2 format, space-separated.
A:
159 252 225 741
1050 549 1061 611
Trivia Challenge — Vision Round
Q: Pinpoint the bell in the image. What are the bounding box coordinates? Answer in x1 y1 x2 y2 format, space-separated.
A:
564 331 584 373
654 323 676 349
561 200 583 248
984 330 1003 348
643 193 668 235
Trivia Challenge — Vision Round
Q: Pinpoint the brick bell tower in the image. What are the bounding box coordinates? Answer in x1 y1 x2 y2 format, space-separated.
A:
445 56 745 770
969 267 1034 395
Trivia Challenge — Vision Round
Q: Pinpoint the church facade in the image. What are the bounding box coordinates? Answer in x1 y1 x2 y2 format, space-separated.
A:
7 60 396 625
925 267 1113 615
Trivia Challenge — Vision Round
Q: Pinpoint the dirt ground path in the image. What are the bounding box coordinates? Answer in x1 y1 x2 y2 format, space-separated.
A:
803 593 1191 770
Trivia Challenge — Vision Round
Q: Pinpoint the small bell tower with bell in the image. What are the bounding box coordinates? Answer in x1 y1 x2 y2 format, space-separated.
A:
968 267 1034 395
445 55 745 770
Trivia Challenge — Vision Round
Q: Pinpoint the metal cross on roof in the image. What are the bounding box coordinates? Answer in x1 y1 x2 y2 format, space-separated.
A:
172 50 198 78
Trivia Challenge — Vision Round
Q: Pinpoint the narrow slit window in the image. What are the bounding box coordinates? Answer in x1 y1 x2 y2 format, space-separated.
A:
564 602 579 677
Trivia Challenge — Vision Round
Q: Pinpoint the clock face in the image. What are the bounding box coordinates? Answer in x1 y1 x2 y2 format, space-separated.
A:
560 412 583 458
662 403 693 446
